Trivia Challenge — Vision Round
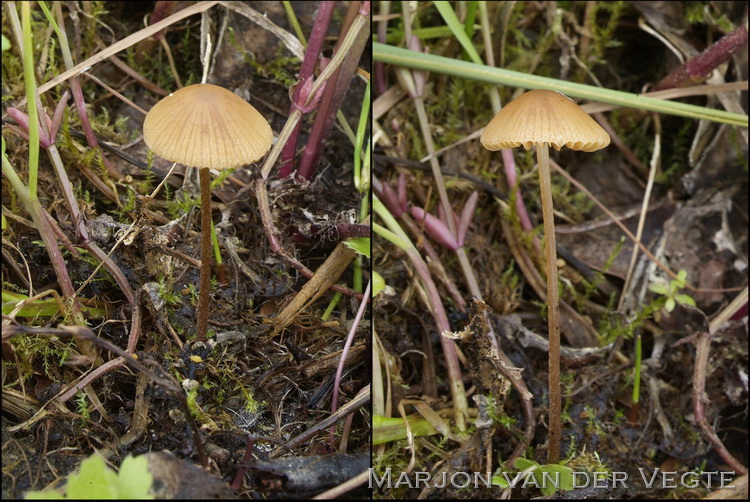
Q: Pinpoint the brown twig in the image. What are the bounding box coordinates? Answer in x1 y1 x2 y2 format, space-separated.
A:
690 289 749 475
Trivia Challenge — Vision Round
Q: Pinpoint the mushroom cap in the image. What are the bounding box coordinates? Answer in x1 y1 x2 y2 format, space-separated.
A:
143 84 273 169
480 89 610 152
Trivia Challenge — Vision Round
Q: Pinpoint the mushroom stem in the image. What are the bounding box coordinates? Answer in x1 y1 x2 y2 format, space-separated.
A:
536 143 562 464
196 167 213 342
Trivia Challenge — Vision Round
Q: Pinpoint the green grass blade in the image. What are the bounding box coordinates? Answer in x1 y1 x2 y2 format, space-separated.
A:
373 43 748 127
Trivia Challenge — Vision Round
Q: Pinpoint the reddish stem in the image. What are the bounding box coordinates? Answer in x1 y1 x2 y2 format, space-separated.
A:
278 1 336 177
296 1 369 180
654 24 748 91
375 0 388 95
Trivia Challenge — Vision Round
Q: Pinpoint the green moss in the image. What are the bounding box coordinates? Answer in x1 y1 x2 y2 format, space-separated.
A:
585 2 626 66
210 167 236 189
227 27 300 87
599 293 665 345
686 2 735 32
186 386 209 422
487 393 518 430
115 186 136 223
240 386 263 414
165 190 198 220
565 448 611 478
660 121 695 184
8 335 74 383
156 275 181 307
550 171 595 223
81 2 110 54
560 372 574 424
372 441 415 499
75 390 90 420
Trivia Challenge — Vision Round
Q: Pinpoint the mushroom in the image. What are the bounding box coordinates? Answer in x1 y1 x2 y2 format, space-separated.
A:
480 89 610 463
144 83 273 341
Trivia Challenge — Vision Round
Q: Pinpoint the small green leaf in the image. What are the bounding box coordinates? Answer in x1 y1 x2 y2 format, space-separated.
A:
344 237 371 258
66 455 118 498
677 269 688 283
23 454 154 500
648 283 668 295
373 271 385 297
490 475 510 488
513 457 539 471
676 294 696 307
115 455 153 499
537 464 574 496
665 297 675 312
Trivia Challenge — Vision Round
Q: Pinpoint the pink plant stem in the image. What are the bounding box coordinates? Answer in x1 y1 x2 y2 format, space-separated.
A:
46 145 135 304
278 1 336 177
406 246 468 431
296 1 370 180
69 76 122 182
374 177 466 308
11 101 135 304
415 96 533 427
232 436 256 490
148 1 178 39
404 217 467 310
413 97 457 238
654 23 748 91
330 281 371 444
501 148 534 232
33 205 81 316
375 1 389 95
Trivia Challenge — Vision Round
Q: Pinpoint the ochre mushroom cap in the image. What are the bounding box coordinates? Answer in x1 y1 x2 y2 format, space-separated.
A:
143 83 273 169
480 89 610 153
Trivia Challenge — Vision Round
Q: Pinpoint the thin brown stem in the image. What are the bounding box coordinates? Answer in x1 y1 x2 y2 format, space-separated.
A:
196 168 213 342
537 144 561 464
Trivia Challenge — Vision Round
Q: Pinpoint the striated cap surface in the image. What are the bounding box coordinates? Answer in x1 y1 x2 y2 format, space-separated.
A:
143 84 273 169
480 89 610 152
